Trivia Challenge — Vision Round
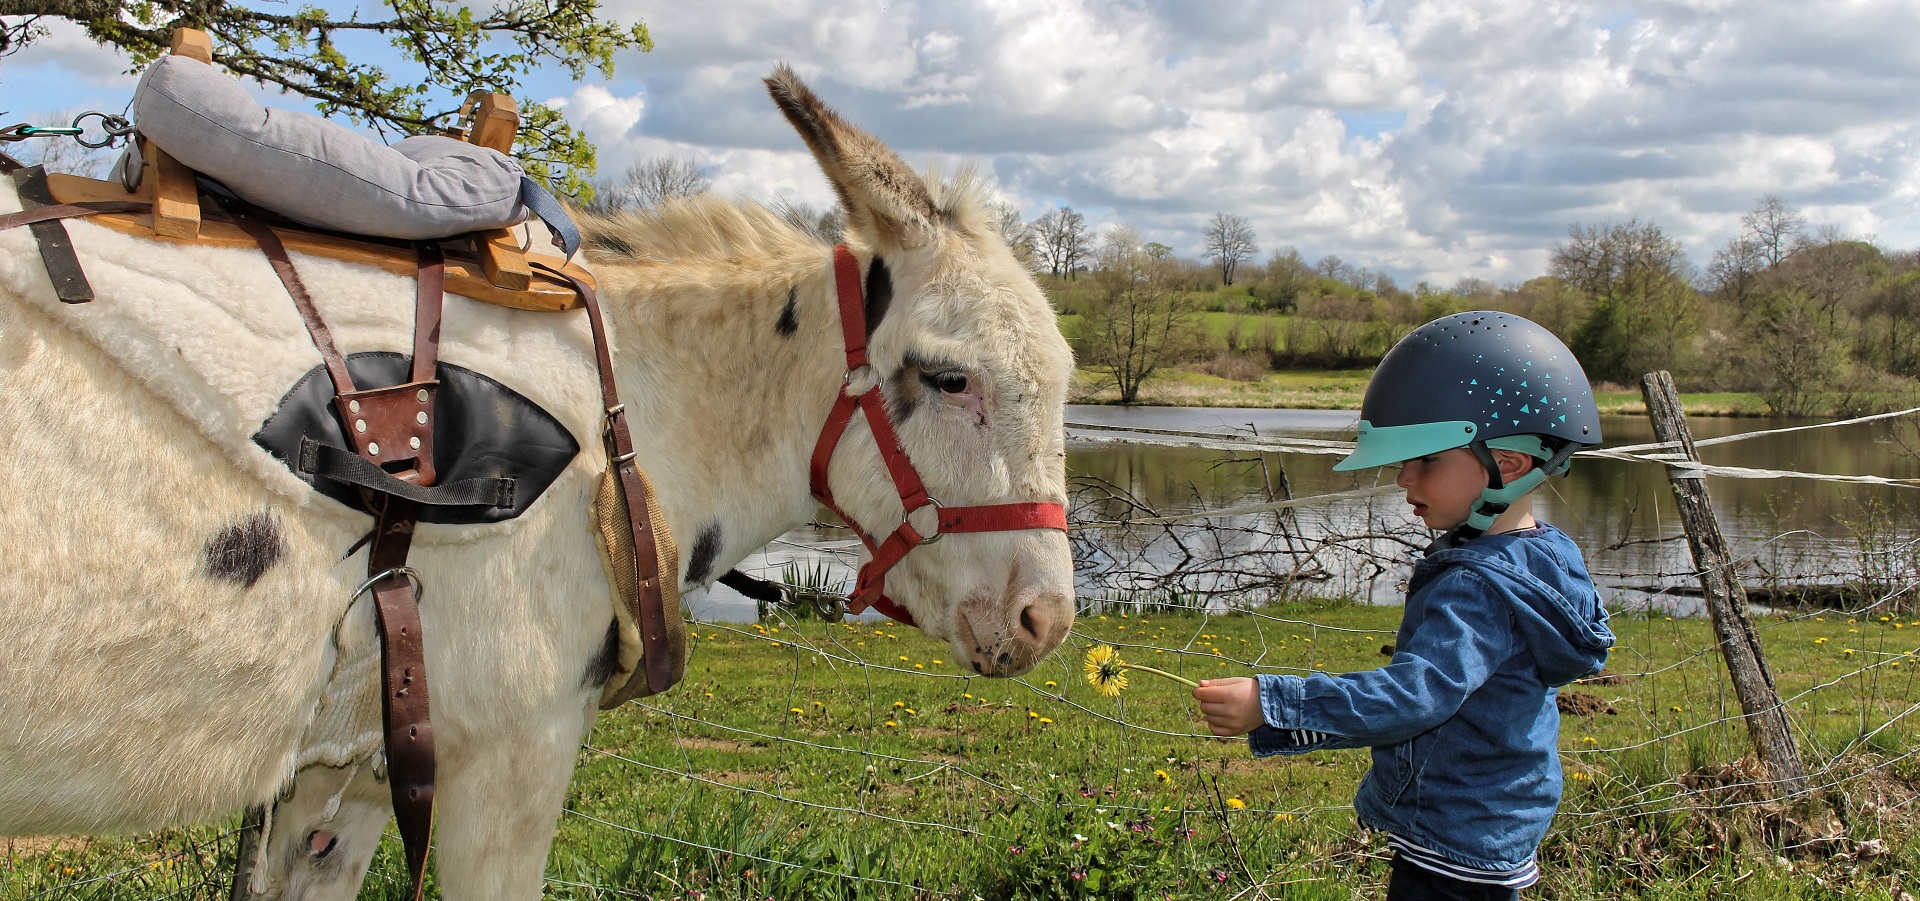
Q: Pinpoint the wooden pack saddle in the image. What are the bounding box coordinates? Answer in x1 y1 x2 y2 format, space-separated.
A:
0 28 682 901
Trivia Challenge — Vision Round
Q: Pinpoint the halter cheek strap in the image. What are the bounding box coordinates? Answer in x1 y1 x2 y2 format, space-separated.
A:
808 245 1067 626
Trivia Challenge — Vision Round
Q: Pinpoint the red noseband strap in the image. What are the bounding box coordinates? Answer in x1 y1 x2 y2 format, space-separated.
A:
808 245 1067 626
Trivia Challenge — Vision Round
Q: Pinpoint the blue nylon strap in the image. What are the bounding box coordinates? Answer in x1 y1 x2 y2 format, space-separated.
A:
518 176 581 257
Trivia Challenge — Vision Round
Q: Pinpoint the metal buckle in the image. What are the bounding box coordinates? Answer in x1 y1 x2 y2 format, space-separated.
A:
352 567 426 604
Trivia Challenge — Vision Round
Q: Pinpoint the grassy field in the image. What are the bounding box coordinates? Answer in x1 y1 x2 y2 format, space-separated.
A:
10 602 1920 899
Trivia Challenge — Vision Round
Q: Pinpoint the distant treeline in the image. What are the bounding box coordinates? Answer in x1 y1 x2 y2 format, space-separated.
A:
1031 196 1920 414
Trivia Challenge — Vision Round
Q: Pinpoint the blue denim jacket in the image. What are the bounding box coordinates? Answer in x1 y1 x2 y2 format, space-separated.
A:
1248 524 1613 871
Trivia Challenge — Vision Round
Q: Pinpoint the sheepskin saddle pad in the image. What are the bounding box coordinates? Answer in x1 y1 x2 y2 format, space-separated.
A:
0 177 605 538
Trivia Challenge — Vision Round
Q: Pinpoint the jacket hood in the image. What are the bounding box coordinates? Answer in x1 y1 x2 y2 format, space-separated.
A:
1416 524 1613 685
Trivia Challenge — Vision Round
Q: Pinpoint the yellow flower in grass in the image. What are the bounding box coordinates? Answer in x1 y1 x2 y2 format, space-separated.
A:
1039 717 1053 724
1154 769 1170 782
1226 798 1246 810
1084 644 1130 697
789 708 804 715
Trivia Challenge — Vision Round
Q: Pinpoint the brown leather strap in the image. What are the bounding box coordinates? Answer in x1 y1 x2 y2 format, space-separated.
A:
534 262 677 694
10 166 117 304
410 242 444 385
0 199 151 232
222 198 357 396
230 203 444 901
367 498 434 901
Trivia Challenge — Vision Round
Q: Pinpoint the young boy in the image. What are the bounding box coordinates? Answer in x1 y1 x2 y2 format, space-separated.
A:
1193 311 1615 899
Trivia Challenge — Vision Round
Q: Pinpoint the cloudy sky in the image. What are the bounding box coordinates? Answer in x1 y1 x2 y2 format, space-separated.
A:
8 0 1918 287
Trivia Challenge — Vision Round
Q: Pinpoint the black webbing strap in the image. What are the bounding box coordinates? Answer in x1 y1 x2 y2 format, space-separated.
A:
297 439 514 508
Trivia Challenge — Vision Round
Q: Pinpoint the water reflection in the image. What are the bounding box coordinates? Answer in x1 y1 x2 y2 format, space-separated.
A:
692 406 1920 622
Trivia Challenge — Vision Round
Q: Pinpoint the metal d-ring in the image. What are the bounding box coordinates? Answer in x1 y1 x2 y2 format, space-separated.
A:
916 497 945 545
351 567 426 604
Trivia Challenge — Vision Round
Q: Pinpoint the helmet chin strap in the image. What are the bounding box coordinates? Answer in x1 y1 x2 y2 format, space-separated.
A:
1429 440 1579 552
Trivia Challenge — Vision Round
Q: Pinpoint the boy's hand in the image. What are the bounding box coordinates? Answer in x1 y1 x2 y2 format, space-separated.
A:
1192 678 1264 736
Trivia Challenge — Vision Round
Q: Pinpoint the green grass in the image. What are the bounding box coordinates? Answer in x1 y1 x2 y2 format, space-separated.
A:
12 603 1920 899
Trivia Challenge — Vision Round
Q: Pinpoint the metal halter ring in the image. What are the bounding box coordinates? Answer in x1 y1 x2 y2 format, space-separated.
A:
914 497 945 545
352 567 427 604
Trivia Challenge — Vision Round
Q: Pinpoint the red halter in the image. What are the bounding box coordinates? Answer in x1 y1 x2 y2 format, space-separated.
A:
809 245 1068 626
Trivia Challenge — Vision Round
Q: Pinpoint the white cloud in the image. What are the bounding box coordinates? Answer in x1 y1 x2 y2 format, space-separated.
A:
8 0 1919 285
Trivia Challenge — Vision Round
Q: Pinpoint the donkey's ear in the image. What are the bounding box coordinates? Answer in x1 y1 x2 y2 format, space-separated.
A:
766 65 940 250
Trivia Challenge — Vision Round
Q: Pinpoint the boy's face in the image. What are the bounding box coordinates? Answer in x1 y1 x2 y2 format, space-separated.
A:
1392 447 1535 530
1393 448 1487 530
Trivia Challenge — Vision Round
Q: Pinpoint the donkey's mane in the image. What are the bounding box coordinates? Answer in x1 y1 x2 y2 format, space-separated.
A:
579 163 997 267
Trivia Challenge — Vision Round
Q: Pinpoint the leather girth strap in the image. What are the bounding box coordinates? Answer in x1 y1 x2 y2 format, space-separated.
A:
534 261 679 696
7 166 149 304
226 200 442 901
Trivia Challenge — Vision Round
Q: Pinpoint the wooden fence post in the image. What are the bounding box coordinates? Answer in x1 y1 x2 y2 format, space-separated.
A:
1641 370 1810 798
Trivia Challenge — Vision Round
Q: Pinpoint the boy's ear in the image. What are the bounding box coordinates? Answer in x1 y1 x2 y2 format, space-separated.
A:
1492 449 1538 482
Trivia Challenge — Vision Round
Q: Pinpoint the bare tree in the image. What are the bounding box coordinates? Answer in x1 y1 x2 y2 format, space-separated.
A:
1551 218 1698 382
1032 207 1091 279
1741 194 1806 269
587 156 711 212
1707 235 1766 306
1204 212 1257 286
768 198 845 244
1076 236 1205 403
986 200 1036 268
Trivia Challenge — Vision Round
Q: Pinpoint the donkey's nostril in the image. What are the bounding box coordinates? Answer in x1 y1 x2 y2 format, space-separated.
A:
1017 601 1048 645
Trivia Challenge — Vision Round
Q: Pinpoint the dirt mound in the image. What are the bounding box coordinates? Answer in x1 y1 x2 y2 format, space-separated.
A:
1557 691 1616 717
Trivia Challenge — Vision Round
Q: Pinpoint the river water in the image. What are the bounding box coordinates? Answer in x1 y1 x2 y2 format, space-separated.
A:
691 405 1920 622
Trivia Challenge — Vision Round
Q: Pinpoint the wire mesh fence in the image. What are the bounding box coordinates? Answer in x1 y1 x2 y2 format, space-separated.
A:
6 407 1919 899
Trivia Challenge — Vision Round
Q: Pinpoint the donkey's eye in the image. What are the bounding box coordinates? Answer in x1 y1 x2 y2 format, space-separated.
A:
933 372 970 395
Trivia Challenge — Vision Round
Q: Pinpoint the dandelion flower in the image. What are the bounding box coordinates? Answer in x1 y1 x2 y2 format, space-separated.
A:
1084 645 1130 697
1274 812 1294 822
894 701 905 708
1044 680 1058 688
789 707 804 715
1226 798 1246 810
884 720 897 728
1154 769 1170 782
1039 717 1053 724
904 708 916 715
1028 710 1039 719
1084 644 1196 698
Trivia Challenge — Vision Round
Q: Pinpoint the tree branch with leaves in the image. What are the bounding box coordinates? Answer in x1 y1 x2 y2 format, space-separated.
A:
1 0 650 196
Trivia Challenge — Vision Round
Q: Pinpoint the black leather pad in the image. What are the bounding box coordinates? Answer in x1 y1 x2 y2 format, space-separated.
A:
254 352 580 524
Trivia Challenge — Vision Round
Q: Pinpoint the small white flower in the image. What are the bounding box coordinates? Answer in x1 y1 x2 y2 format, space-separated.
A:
1073 833 1088 842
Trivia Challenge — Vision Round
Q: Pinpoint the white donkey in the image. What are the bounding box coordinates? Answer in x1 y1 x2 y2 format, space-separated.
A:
0 70 1074 898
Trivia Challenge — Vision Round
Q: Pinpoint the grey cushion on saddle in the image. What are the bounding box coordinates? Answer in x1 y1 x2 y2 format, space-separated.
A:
133 55 527 239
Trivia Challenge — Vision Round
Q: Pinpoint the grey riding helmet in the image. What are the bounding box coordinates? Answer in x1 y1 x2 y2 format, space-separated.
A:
1333 311 1603 534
